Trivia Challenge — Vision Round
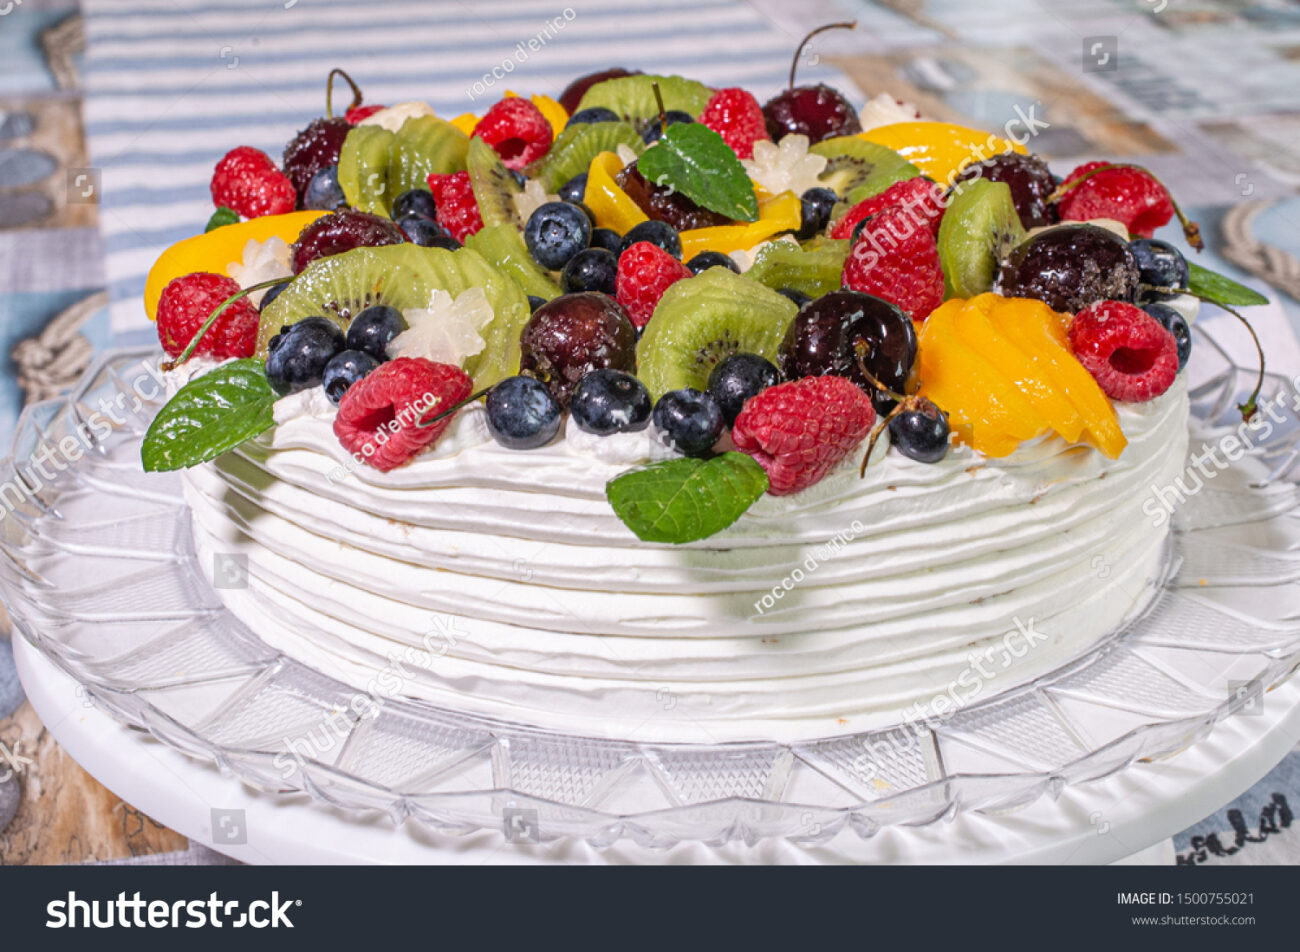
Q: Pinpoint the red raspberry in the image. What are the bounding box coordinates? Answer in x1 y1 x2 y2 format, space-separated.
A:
732 375 876 495
615 241 692 328
1068 300 1178 403
333 357 474 471
345 103 385 124
472 98 554 170
282 117 351 199
210 146 296 219
156 272 258 359
426 170 483 242
829 176 943 240
1056 162 1173 238
698 87 770 159
841 206 944 322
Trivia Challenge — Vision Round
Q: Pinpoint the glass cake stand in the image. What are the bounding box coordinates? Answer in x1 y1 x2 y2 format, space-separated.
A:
2 333 1299 852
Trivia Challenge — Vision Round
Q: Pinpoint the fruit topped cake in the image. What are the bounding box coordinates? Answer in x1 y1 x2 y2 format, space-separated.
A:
141 29 1267 743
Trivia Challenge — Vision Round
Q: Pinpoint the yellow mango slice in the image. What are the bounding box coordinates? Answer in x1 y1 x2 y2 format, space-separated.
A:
859 122 1026 186
585 151 648 233
143 210 324 321
449 112 479 136
678 191 801 258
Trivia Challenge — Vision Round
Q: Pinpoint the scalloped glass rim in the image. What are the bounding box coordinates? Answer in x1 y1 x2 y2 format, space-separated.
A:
0 331 1297 849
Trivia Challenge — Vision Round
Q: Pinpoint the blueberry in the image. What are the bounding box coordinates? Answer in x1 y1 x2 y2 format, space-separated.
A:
527 294 547 313
1131 238 1190 302
561 247 618 294
642 110 693 144
620 219 681 258
265 317 345 395
392 188 437 222
346 304 407 360
399 215 454 247
850 215 872 246
653 388 724 457
571 200 597 228
423 232 461 250
590 227 623 253
686 251 739 275
322 349 380 404
796 186 837 240
304 165 346 211
777 287 812 308
889 398 949 463
568 107 621 125
485 375 563 449
558 172 588 204
1143 302 1192 371
259 281 290 311
570 368 652 435
707 353 780 426
525 201 593 270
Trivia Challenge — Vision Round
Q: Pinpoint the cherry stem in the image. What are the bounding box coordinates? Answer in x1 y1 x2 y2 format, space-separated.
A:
651 81 667 131
161 277 286 372
1146 284 1265 421
852 339 909 402
789 20 857 90
326 68 363 119
416 386 492 428
1045 162 1203 251
861 402 905 478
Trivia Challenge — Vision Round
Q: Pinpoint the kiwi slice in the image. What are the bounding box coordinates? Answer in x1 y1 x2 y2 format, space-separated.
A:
467 136 524 229
637 269 798 398
574 74 713 130
938 179 1027 299
338 124 396 216
466 223 561 301
255 244 529 388
810 137 920 205
747 238 849 298
388 115 469 197
527 120 643 192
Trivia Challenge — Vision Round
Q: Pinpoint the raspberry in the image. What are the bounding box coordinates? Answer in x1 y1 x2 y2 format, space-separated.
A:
615 241 692 328
156 272 258 359
345 103 385 124
698 87 770 159
333 357 473 471
1068 300 1178 403
291 208 406 273
732 375 876 495
472 98 553 170
210 146 296 219
841 206 945 322
426 171 484 242
829 176 942 240
283 117 351 199
1056 162 1174 238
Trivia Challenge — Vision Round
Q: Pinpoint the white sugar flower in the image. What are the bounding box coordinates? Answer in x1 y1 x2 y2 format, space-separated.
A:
227 237 292 307
389 286 494 367
742 134 828 198
857 93 925 132
513 179 559 224
359 101 436 133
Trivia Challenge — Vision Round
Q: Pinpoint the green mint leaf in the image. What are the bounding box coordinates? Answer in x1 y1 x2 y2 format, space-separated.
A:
1187 261 1269 308
142 359 276 472
606 452 769 544
636 123 759 222
205 206 240 232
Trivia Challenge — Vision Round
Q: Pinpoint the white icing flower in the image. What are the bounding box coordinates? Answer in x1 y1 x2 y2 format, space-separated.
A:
742 134 828 198
857 93 925 131
359 101 436 133
226 237 292 307
730 235 798 273
389 287 494 367
513 179 559 224
615 143 640 167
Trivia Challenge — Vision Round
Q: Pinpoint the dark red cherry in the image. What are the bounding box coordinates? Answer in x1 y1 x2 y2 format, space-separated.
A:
763 85 861 143
617 162 731 231
997 224 1140 315
519 293 638 407
291 209 406 273
558 67 641 116
954 152 1058 230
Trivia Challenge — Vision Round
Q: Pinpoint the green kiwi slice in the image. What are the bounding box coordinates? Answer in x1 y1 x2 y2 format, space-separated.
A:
637 269 798 398
574 74 713 130
810 136 920 205
466 223 561 301
747 238 849 298
526 120 643 192
467 136 524 229
337 124 396 216
938 179 1027 299
255 244 529 388
388 115 469 197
